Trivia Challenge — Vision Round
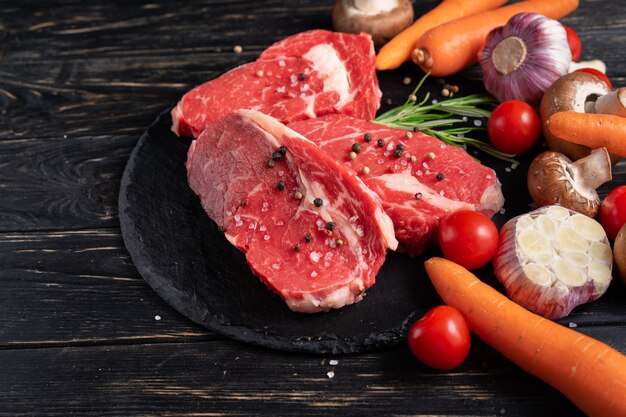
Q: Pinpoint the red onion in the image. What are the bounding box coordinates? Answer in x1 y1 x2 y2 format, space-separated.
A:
479 12 572 104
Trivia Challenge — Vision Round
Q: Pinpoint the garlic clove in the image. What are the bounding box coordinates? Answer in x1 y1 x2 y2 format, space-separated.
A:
493 205 613 320
478 12 572 103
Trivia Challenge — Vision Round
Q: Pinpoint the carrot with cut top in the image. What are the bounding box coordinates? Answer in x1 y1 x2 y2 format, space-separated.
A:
547 111 626 157
376 0 508 71
412 0 579 76
424 257 626 417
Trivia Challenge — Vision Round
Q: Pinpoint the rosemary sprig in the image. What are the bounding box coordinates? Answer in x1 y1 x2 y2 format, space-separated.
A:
374 73 518 164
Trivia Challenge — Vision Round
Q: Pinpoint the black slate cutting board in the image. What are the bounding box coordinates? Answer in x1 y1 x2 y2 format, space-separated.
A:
118 70 532 354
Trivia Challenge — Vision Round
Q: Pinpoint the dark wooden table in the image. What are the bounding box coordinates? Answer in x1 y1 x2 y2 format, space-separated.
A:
2 1 625 416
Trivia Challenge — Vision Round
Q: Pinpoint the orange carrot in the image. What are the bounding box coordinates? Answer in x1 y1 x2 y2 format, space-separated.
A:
547 111 626 157
376 0 508 71
424 257 626 417
412 0 579 76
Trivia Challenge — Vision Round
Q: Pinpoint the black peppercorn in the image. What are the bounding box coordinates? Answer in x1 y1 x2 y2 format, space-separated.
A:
364 133 372 142
304 233 312 243
377 139 385 147
325 222 335 231
313 198 323 207
393 149 403 158
436 172 445 181
276 180 285 190
351 143 362 154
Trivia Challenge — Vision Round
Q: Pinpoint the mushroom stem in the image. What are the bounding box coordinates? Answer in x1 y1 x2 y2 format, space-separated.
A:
595 88 626 117
567 147 612 191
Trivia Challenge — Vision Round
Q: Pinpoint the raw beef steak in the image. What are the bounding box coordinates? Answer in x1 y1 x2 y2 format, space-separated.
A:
172 30 381 138
288 115 505 256
186 109 398 313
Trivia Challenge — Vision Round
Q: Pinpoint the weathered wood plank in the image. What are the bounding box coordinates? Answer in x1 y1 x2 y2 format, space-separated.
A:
0 267 213 348
0 135 136 230
1 228 624 348
6 334 624 417
0 0 625 141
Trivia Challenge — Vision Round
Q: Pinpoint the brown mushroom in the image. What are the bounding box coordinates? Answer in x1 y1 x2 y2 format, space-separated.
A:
540 72 618 163
613 223 626 284
332 0 414 45
527 148 612 218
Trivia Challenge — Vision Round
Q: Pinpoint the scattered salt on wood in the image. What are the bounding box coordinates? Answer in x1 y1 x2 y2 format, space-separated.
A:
154 315 161 321
327 371 335 379
329 359 339 366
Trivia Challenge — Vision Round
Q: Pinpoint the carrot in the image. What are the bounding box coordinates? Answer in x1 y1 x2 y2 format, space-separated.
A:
375 0 508 71
547 111 626 157
412 0 579 77
424 257 626 417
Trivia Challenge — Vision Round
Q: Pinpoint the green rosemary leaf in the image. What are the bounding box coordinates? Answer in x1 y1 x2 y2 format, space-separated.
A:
373 73 515 163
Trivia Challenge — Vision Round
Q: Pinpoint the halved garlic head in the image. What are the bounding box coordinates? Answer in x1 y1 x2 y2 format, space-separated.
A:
493 205 612 319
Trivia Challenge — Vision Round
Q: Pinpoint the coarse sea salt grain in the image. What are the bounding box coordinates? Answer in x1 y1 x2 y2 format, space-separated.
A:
327 371 335 379
329 359 339 366
311 271 318 278
310 251 322 263
569 322 578 328
349 215 359 223
264 234 270 241
155 315 161 321
259 225 267 232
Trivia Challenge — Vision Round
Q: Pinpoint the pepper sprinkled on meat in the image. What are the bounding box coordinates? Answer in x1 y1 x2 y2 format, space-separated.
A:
313 198 323 207
364 133 372 142
304 233 312 243
266 159 275 168
351 143 362 154
325 222 336 231
377 139 385 148
276 180 285 190
436 172 445 181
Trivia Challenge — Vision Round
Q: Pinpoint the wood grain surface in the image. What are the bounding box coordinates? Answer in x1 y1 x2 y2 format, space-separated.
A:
1 1 625 416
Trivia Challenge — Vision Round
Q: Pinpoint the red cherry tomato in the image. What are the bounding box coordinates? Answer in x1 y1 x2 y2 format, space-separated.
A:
599 186 626 241
487 100 541 155
407 305 471 370
438 210 499 270
563 25 581 62
575 68 613 90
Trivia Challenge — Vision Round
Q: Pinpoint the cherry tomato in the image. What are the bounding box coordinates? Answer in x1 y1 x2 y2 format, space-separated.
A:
408 305 471 370
599 186 626 241
563 25 581 62
487 100 541 155
575 68 613 90
438 210 499 270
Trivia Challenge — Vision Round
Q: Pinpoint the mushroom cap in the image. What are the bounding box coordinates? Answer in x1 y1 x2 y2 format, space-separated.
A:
527 151 601 217
332 0 414 45
540 72 618 163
